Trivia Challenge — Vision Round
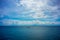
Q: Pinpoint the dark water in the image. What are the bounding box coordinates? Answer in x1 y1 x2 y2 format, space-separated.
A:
0 26 60 40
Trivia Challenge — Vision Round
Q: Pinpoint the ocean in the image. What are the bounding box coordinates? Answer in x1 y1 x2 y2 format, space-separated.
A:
0 26 60 40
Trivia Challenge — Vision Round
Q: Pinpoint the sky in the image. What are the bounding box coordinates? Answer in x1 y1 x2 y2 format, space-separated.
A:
0 0 60 26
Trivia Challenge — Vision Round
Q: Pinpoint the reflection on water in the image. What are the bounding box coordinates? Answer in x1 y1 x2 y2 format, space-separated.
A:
0 26 60 40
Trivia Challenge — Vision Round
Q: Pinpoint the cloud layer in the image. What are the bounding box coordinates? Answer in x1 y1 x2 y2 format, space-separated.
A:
0 0 60 25
16 0 60 21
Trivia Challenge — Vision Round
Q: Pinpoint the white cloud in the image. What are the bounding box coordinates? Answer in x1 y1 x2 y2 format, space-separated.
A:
1 0 60 23
1 19 60 26
17 0 60 21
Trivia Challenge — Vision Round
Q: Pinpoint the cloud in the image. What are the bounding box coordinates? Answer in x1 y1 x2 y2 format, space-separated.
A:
1 19 60 26
1 0 60 25
17 0 60 21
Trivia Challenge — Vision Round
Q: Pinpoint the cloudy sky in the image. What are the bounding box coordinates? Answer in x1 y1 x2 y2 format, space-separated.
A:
0 0 60 26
